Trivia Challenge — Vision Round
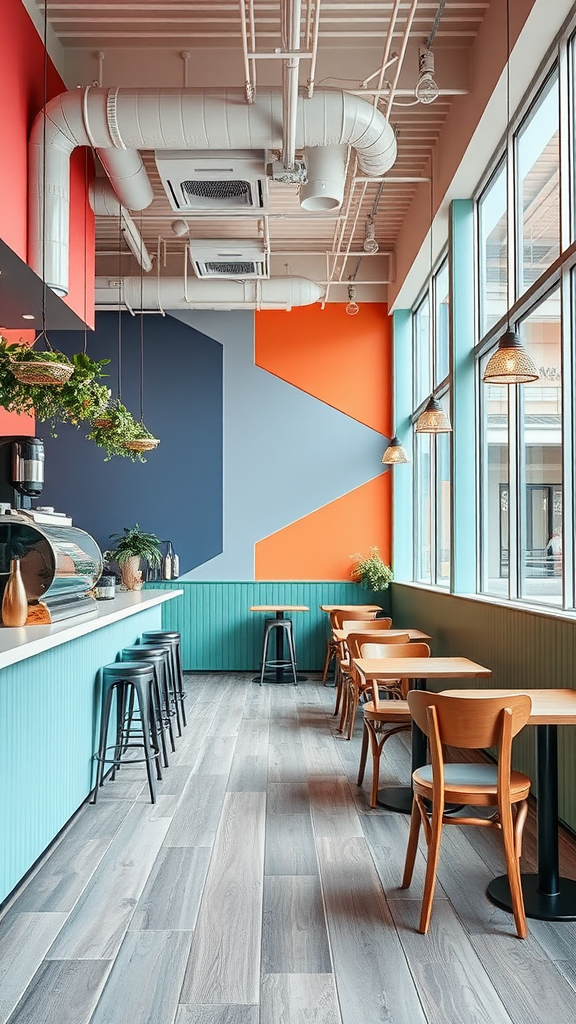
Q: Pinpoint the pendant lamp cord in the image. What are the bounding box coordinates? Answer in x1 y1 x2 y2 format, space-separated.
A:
139 212 144 423
505 0 511 333
117 208 122 400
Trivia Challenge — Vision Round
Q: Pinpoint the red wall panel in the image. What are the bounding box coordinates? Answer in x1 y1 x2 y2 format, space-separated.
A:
0 0 94 326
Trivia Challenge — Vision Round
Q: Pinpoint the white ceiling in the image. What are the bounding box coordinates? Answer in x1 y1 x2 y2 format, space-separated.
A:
33 1 490 304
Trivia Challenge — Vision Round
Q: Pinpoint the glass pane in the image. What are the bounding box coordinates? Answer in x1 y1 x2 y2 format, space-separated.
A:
518 288 562 604
434 260 450 385
478 160 507 337
413 294 431 408
414 432 432 583
436 428 451 586
480 358 509 597
517 72 560 294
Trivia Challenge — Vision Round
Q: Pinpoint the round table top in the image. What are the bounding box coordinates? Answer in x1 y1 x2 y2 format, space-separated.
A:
249 605 309 612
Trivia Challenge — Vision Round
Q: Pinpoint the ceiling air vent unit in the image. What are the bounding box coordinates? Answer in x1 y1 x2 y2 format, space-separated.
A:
189 239 270 279
155 150 268 212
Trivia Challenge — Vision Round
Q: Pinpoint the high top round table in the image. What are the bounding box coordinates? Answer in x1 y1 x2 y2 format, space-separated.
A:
250 605 309 684
354 656 492 813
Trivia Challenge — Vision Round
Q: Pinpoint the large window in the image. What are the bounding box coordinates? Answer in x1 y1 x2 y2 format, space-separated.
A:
412 260 451 588
478 160 508 337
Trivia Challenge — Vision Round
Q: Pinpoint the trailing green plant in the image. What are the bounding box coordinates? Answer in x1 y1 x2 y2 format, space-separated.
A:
86 400 152 462
105 524 162 566
0 337 110 431
350 546 394 592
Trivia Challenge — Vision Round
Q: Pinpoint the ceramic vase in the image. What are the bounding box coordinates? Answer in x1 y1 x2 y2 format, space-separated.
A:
2 557 28 626
121 555 143 590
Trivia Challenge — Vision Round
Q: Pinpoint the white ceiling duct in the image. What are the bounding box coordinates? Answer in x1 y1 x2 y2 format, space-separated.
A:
89 180 153 273
29 87 397 297
95 275 323 311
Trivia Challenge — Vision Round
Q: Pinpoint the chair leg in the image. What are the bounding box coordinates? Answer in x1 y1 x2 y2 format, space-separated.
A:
357 722 369 786
418 796 444 934
285 624 298 686
322 641 334 684
500 800 528 939
402 797 421 888
333 663 342 716
337 674 350 733
259 625 271 686
345 686 360 741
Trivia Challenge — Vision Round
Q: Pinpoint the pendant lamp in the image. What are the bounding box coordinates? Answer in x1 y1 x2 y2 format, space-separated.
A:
482 329 539 384
482 0 539 386
382 435 410 464
415 395 452 433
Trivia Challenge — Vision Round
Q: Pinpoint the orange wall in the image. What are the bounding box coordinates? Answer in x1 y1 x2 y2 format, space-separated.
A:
0 0 94 326
255 302 392 435
254 302 392 580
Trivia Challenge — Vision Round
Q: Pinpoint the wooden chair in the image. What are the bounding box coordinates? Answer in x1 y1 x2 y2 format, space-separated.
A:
328 607 380 712
357 642 431 805
339 632 410 739
402 690 532 939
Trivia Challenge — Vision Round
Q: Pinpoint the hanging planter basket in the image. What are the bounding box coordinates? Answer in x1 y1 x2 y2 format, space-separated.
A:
91 415 114 429
10 358 74 386
123 436 160 453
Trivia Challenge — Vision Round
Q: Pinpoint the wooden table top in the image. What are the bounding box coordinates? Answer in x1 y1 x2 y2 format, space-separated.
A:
354 656 492 681
320 604 382 613
334 627 431 642
442 688 576 726
249 605 309 612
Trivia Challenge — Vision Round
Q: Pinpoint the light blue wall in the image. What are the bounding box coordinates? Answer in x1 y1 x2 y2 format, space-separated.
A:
172 310 388 581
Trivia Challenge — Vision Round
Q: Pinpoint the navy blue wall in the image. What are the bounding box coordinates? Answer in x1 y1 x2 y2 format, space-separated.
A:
38 312 223 573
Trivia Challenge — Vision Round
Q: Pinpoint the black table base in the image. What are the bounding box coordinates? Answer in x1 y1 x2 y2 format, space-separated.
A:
488 874 576 921
377 785 413 813
252 670 308 684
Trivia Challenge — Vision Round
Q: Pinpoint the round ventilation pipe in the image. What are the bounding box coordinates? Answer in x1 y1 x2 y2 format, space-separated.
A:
94 275 324 311
300 145 346 212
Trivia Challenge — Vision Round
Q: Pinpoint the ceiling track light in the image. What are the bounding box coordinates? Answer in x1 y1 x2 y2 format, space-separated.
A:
382 435 410 464
363 215 379 254
415 45 439 105
346 283 359 316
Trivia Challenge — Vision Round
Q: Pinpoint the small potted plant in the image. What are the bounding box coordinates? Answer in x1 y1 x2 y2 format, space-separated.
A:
350 546 394 592
105 524 162 590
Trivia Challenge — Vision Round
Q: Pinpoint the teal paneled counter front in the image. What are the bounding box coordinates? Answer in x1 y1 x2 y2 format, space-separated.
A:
0 589 182 907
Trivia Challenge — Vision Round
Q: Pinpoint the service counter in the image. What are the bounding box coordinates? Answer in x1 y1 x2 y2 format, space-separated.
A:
0 588 182 906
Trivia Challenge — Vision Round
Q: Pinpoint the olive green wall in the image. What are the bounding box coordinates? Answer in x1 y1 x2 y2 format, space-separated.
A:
391 582 576 832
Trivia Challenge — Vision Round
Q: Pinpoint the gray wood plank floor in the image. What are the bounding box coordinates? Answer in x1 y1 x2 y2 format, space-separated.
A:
2 673 576 1024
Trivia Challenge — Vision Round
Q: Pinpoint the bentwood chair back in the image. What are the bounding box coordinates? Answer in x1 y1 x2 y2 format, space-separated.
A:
360 641 431 705
330 608 379 630
341 618 392 633
327 607 380 711
402 690 532 939
339 632 410 738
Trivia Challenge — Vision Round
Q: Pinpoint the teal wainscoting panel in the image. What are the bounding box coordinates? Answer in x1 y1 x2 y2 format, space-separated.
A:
149 581 390 671
391 583 576 834
0 605 162 906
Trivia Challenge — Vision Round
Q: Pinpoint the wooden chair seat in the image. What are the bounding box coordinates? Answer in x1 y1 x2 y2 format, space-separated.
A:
402 690 532 940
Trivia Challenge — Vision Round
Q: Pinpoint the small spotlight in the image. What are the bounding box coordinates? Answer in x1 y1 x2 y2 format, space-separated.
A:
22 314 35 320
415 45 439 104
363 215 379 254
346 283 359 316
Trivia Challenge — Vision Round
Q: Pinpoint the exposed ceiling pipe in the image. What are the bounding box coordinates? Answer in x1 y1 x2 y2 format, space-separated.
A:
95 275 324 311
281 0 302 170
89 180 153 273
29 86 397 297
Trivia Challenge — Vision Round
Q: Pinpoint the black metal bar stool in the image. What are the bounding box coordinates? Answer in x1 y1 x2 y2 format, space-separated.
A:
92 662 162 804
141 630 186 730
120 645 176 764
259 617 298 685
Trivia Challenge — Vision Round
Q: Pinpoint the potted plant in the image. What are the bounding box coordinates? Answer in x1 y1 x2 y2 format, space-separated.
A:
105 524 162 590
350 546 393 592
87 401 160 462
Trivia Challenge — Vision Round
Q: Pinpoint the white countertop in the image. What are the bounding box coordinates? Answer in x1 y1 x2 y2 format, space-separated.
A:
0 589 183 670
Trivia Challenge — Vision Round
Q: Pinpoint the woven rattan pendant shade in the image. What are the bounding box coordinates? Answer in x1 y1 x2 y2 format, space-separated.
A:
382 436 410 463
482 330 539 384
415 396 452 433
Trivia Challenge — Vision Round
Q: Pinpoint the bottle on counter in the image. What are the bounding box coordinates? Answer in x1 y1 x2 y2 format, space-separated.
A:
2 556 28 626
171 549 179 578
162 541 173 580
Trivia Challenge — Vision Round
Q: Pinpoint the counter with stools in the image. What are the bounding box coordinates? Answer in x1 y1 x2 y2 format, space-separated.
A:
120 644 176 765
92 661 163 804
